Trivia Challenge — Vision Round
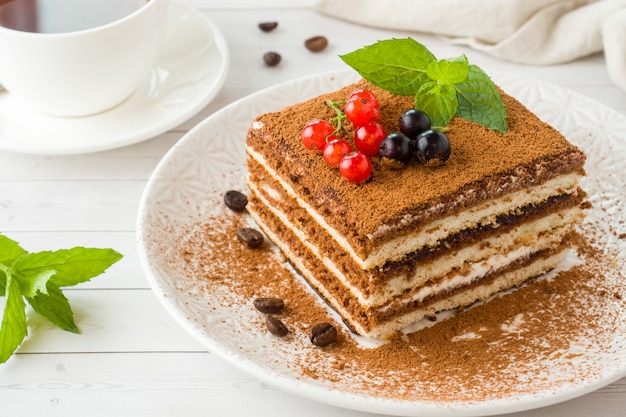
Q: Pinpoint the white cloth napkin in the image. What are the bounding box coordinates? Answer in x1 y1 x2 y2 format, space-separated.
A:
314 0 626 93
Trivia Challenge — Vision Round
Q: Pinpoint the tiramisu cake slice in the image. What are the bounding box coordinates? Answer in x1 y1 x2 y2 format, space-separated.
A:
244 78 587 339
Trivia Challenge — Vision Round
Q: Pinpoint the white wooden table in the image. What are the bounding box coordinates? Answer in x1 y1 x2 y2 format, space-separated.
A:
1 1 625 416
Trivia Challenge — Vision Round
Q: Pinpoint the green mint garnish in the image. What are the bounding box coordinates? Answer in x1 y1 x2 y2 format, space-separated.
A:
339 38 507 133
0 233 122 363
455 64 508 133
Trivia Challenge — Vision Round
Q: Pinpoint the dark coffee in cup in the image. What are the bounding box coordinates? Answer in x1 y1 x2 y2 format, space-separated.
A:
0 0 146 33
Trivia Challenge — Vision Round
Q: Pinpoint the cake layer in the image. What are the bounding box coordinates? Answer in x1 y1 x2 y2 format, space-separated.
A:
247 145 585 270
246 155 585 300
248 194 572 338
247 167 583 307
246 80 586 265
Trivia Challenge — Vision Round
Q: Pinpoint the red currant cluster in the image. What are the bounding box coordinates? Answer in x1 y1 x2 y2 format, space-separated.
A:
300 89 385 183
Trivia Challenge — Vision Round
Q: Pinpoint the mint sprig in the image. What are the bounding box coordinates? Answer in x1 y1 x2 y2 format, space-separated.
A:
0 234 122 363
340 38 507 133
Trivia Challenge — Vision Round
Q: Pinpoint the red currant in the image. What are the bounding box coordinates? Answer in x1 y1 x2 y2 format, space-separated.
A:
370 106 381 123
344 97 375 127
354 120 386 156
323 139 352 167
348 89 379 109
301 119 335 152
339 152 372 183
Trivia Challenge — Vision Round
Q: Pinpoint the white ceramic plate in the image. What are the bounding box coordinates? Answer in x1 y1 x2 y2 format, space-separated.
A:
0 1 229 155
137 69 626 416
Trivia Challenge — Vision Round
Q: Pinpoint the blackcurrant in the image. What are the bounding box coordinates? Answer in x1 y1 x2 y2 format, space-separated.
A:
398 109 431 139
413 130 451 167
379 132 412 165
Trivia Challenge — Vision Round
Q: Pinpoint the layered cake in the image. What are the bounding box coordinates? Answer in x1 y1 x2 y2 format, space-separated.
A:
244 78 587 339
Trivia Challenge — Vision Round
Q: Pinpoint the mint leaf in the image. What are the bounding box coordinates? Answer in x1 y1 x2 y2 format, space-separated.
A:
0 233 122 363
340 38 436 96
415 81 458 128
12 247 122 288
20 269 55 298
455 65 507 133
1 235 27 295
0 273 27 364
426 55 469 84
0 234 27 267
341 38 507 133
26 282 78 334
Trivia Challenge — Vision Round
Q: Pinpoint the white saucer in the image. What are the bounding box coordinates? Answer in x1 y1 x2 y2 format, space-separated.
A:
0 1 230 155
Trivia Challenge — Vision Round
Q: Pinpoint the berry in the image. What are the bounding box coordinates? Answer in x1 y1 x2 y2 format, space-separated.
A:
379 132 412 165
414 130 451 166
354 121 386 156
323 139 352 167
348 89 379 109
344 96 375 127
398 109 431 139
301 119 335 152
339 152 372 183
370 106 381 123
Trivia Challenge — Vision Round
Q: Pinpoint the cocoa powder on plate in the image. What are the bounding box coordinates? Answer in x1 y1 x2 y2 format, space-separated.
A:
164 209 626 403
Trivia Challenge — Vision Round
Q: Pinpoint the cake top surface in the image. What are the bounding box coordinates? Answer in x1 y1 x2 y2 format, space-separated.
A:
248 79 585 240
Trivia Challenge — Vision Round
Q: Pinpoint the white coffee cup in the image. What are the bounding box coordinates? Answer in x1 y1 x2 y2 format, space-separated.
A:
0 0 168 117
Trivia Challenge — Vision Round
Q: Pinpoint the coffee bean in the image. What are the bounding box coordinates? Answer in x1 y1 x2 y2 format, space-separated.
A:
254 297 285 314
310 322 337 347
263 51 281 67
237 227 264 249
266 315 288 337
304 36 328 52
258 21 278 32
223 190 248 212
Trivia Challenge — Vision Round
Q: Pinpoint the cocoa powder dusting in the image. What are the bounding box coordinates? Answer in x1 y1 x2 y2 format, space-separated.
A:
250 80 585 245
158 206 626 404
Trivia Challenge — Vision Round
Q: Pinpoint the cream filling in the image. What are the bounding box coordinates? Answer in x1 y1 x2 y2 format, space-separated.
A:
248 201 569 339
375 250 569 339
246 145 582 270
378 207 582 303
380 243 552 313
249 178 578 307
372 174 579 268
